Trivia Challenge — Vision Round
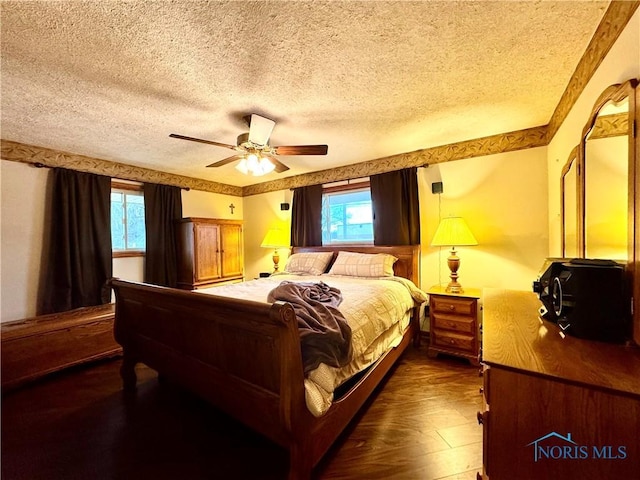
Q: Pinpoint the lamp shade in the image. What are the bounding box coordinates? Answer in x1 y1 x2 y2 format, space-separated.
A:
431 216 478 247
261 228 290 249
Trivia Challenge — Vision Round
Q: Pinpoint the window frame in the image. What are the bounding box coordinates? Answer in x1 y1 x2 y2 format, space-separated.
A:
111 181 146 258
321 180 374 246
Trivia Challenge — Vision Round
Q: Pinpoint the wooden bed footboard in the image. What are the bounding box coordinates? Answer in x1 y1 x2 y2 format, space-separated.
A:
111 276 418 479
111 279 308 447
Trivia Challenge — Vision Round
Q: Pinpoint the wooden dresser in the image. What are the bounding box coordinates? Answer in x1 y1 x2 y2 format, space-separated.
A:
427 285 481 365
480 289 640 480
176 217 244 289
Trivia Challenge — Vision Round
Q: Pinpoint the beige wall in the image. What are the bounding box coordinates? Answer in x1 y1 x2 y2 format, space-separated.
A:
0 162 242 322
420 147 549 293
0 142 570 324
1 160 49 321
547 10 640 256
241 148 549 294
182 189 243 219
242 190 292 280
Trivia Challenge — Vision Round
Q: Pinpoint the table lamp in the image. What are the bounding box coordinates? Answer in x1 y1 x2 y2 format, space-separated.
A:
431 216 478 293
261 227 290 272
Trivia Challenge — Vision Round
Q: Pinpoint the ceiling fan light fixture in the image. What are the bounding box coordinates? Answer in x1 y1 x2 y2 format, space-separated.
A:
234 153 275 176
246 153 259 171
257 156 276 175
235 158 249 174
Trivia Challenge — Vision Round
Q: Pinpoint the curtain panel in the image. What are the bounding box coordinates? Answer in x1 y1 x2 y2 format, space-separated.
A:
291 184 323 247
39 168 112 314
143 183 182 287
370 167 421 245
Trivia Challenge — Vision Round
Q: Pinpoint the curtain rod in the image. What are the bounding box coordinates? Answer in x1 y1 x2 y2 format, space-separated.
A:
29 162 190 190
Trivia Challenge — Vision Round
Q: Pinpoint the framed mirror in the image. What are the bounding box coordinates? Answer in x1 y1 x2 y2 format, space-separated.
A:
560 146 579 258
575 78 638 345
582 90 630 260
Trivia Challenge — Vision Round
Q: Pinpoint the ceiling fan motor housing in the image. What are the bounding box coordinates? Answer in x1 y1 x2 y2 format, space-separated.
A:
237 132 250 147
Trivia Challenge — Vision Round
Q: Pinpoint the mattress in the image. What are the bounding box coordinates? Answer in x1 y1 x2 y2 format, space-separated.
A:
197 274 427 416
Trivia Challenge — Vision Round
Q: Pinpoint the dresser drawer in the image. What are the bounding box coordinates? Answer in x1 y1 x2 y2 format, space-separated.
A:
432 330 475 352
431 295 477 316
432 313 475 334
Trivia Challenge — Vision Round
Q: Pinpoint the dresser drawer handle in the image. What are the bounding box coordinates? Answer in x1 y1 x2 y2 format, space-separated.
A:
449 305 455 311
446 321 458 329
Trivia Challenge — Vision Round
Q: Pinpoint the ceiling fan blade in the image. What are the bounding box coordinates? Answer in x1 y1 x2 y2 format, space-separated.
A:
273 145 328 155
268 156 290 173
170 133 237 150
206 154 244 168
248 114 275 146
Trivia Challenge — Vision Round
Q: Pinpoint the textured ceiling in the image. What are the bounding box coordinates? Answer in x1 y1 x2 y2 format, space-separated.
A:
1 1 609 187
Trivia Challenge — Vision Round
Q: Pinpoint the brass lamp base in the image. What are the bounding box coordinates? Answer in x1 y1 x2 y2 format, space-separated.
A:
445 247 464 294
272 249 281 272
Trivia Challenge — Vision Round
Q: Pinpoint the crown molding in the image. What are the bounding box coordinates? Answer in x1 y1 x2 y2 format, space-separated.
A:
0 139 243 196
2 125 549 199
242 125 548 196
546 0 639 142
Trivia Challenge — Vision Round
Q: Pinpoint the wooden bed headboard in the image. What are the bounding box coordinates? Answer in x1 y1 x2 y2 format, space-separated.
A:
291 245 421 286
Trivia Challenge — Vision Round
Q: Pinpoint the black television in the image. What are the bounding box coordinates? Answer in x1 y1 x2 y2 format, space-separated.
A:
532 258 630 343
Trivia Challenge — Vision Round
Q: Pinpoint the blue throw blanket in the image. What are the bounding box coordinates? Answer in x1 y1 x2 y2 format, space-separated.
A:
267 281 352 373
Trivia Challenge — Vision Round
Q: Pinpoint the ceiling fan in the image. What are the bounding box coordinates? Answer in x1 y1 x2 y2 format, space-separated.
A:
170 114 328 176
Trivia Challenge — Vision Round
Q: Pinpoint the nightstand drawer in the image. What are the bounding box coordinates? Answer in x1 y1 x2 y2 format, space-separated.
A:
432 313 475 334
432 330 475 352
431 296 476 316
427 286 481 366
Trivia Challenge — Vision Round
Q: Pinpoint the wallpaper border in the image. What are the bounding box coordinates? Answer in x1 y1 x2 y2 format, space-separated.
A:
590 112 628 139
242 126 548 196
0 139 243 197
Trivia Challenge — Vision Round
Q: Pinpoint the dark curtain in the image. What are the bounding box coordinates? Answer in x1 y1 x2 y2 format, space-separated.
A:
143 183 182 287
291 184 323 247
39 168 112 314
370 167 421 245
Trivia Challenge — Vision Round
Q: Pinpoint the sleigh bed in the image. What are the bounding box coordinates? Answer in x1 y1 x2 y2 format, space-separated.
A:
111 245 424 479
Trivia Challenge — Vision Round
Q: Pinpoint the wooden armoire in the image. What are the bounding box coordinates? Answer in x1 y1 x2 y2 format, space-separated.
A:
176 217 244 289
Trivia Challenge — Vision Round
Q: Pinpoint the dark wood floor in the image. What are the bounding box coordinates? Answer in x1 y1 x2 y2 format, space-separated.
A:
1 346 482 480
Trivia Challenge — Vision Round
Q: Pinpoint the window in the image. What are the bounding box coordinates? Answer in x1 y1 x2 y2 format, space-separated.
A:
321 184 373 245
111 182 145 256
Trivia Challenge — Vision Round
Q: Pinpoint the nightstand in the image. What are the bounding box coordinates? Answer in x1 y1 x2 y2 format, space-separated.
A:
427 285 481 365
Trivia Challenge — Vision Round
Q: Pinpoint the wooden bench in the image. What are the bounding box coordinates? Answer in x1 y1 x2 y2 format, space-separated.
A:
1 304 121 392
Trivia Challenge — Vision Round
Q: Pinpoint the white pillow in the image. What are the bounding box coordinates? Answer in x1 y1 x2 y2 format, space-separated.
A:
283 252 334 275
327 251 397 277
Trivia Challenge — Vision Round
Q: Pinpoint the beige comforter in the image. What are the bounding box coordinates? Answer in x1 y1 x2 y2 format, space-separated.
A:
197 274 427 416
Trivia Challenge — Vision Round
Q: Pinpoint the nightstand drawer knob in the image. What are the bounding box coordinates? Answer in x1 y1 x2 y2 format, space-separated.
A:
449 305 455 311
